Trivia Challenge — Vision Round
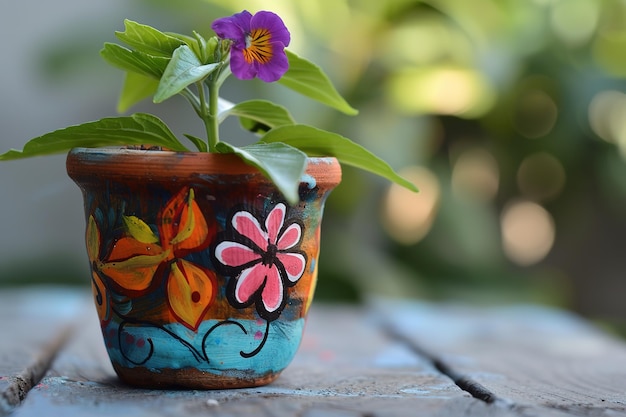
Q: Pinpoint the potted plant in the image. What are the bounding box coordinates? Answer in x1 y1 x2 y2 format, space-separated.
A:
1 10 416 389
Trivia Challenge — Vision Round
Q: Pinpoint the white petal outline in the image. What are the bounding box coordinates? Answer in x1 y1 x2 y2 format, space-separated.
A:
234 263 284 313
232 211 268 250
234 263 268 304
215 241 261 267
276 252 306 283
265 203 286 245
277 223 302 250
261 265 283 312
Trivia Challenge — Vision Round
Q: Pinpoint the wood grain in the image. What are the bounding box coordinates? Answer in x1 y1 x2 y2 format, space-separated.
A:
1 289 499 417
4 288 625 416
17 304 479 416
377 300 626 416
0 287 86 415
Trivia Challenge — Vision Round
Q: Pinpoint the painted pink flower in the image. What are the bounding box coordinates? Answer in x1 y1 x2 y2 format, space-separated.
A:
215 203 306 320
211 10 291 82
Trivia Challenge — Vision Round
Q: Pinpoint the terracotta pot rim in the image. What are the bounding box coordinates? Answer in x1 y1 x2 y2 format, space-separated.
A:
66 147 341 183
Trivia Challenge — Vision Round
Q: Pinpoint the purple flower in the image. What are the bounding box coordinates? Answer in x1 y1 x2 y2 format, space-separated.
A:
212 10 291 82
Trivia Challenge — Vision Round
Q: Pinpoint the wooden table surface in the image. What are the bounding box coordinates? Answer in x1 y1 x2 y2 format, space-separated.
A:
1 287 625 417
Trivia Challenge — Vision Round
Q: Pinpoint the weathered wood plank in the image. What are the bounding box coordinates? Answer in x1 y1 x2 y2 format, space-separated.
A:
378 300 626 417
4 290 512 417
0 287 85 416
8 289 620 416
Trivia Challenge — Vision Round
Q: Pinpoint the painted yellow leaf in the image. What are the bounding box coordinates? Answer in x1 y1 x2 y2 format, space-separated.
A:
100 250 170 292
86 215 101 262
123 215 159 244
167 259 216 331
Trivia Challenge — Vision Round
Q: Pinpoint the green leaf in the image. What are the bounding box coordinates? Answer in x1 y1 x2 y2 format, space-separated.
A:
192 31 212 64
154 45 220 103
279 50 358 116
166 32 197 47
101 43 169 79
117 71 159 113
115 20 184 57
183 133 208 152
219 99 296 133
171 31 214 64
216 142 307 205
0 113 189 160
260 125 418 192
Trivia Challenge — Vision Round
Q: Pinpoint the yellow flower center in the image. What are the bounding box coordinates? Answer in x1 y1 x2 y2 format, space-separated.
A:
243 28 273 64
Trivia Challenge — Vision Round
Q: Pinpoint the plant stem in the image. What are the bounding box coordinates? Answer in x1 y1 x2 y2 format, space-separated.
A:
197 80 218 152
208 79 220 152
198 78 220 152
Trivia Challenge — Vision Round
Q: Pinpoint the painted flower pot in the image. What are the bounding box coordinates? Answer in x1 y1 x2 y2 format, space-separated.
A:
66 148 341 389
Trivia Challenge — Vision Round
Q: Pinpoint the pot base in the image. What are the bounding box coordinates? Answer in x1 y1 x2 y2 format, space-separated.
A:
113 364 280 389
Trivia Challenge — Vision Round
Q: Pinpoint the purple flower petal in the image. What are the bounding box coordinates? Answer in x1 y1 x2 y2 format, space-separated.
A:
250 11 290 48
255 44 289 82
229 47 258 80
211 10 252 47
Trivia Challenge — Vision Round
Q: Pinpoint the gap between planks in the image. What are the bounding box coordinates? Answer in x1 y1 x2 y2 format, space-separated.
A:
381 321 499 405
0 288 89 417
4 293 491 417
4 289 543 417
372 299 626 417
0 324 74 416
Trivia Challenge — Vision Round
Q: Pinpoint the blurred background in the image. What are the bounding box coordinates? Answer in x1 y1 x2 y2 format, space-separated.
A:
2 0 626 334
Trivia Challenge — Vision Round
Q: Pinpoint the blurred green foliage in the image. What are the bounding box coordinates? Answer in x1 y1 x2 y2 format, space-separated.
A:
7 0 626 330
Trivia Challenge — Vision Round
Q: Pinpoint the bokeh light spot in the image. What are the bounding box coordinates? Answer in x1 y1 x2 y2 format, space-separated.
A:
451 148 500 202
501 200 555 266
382 166 440 245
588 90 626 160
550 0 599 47
592 31 626 77
517 152 566 202
388 67 495 118
513 89 558 139
589 90 621 142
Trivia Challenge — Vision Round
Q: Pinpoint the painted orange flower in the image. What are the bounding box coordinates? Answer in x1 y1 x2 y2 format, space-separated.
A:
98 188 217 331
